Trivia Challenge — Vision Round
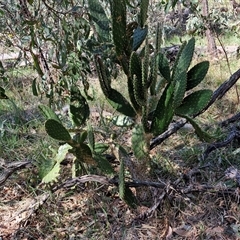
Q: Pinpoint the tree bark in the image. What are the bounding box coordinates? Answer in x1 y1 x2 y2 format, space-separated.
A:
202 0 218 56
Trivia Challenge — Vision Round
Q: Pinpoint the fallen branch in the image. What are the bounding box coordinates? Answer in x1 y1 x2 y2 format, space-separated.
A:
0 160 33 185
150 68 240 149
202 126 240 160
219 111 240 127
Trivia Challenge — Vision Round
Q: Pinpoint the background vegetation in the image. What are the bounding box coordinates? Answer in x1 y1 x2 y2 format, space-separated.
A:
0 0 240 239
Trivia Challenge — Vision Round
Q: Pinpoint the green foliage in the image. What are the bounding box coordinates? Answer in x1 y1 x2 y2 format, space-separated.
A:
0 0 218 207
39 105 114 180
110 0 128 57
38 105 61 123
45 119 72 142
88 0 110 41
186 61 210 91
91 1 213 205
138 0 149 28
42 144 72 183
175 90 213 116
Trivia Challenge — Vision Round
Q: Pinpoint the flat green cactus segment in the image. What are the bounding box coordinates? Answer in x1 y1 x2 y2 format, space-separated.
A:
70 86 90 126
182 115 214 143
88 0 110 41
132 26 148 51
186 61 210 91
158 52 171 82
42 144 72 183
130 52 142 82
127 75 141 114
173 71 187 108
93 154 115 174
142 40 149 89
132 124 150 161
38 105 61 123
94 55 111 96
150 24 162 95
110 0 127 57
42 161 60 184
172 38 195 81
175 89 213 116
129 52 145 106
107 89 136 117
155 23 162 54
151 83 175 136
132 72 145 107
138 0 149 27
124 187 138 208
38 157 55 180
45 119 72 142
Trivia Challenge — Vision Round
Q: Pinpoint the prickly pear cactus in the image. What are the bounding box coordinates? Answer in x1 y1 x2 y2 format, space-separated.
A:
45 119 72 142
151 37 212 137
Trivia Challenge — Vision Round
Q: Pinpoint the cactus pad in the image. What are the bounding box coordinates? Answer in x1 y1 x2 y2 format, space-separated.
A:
151 83 175 136
132 26 148 51
158 52 171 82
175 89 213 116
45 119 72 142
186 61 210 91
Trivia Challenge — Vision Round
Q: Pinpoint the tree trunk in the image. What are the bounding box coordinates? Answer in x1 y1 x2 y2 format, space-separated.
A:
202 0 218 56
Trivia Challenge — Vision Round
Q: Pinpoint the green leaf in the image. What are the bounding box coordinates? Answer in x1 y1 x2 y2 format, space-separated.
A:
39 105 61 123
186 61 210 90
45 119 72 142
130 52 145 106
175 90 213 116
41 162 61 184
38 157 55 180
